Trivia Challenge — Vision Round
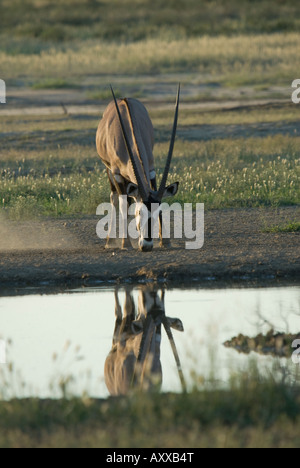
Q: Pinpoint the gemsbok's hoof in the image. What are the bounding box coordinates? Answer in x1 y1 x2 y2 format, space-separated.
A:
121 239 133 250
139 239 154 252
159 239 171 249
105 239 119 249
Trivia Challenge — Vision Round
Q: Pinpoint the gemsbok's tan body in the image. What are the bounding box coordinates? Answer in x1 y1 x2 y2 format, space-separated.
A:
96 86 180 251
96 98 156 191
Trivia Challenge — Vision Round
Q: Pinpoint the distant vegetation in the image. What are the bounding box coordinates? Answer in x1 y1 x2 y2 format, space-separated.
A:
0 0 299 87
1 0 300 43
1 33 298 88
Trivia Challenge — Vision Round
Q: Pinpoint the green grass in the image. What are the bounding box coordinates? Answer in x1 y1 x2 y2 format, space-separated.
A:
0 143 299 219
1 362 300 448
31 79 73 90
263 222 300 233
0 105 300 219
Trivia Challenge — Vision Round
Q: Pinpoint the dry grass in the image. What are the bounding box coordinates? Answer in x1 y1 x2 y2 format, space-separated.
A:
1 33 299 86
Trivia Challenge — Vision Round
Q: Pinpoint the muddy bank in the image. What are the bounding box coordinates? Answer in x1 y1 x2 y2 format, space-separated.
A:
224 330 300 358
0 207 299 289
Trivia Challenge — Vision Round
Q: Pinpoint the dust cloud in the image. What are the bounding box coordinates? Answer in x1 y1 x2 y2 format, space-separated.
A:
0 215 78 251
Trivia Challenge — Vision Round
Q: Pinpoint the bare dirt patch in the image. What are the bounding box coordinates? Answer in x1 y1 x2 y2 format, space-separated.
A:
0 207 299 289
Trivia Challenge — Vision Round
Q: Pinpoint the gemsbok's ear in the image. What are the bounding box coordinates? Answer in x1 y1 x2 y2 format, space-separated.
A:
162 181 179 199
127 182 139 199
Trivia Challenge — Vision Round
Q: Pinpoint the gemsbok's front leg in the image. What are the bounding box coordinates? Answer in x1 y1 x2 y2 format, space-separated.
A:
151 175 171 249
159 211 171 248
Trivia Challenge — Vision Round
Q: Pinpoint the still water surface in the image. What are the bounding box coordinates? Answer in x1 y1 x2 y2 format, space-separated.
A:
0 285 299 398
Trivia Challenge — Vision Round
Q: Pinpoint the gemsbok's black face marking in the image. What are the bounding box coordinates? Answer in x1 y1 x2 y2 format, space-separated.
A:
96 85 180 251
126 182 179 251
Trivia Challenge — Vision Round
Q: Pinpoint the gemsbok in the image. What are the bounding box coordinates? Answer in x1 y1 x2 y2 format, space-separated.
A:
96 86 180 251
104 286 185 396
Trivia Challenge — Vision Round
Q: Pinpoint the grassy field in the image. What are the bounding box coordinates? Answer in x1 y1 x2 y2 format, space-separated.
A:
1 105 299 219
1 0 299 89
1 1 299 88
1 0 300 43
1 33 299 88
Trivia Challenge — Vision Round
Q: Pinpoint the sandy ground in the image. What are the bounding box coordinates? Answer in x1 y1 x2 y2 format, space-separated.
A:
0 84 289 116
0 206 299 289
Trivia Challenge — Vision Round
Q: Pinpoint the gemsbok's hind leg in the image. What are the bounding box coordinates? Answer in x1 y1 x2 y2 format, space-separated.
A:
119 195 132 250
105 190 119 249
112 288 123 345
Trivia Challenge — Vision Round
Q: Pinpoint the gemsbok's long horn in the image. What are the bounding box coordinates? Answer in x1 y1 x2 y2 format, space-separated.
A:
157 84 180 200
110 85 148 200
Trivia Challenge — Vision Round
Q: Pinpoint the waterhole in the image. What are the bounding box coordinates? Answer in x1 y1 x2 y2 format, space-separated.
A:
0 284 299 398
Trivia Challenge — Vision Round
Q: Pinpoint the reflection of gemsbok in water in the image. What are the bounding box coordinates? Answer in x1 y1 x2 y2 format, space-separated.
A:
105 286 186 395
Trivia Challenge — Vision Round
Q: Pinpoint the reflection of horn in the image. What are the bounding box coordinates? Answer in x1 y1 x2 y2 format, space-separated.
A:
163 317 186 393
110 85 148 200
157 84 180 200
